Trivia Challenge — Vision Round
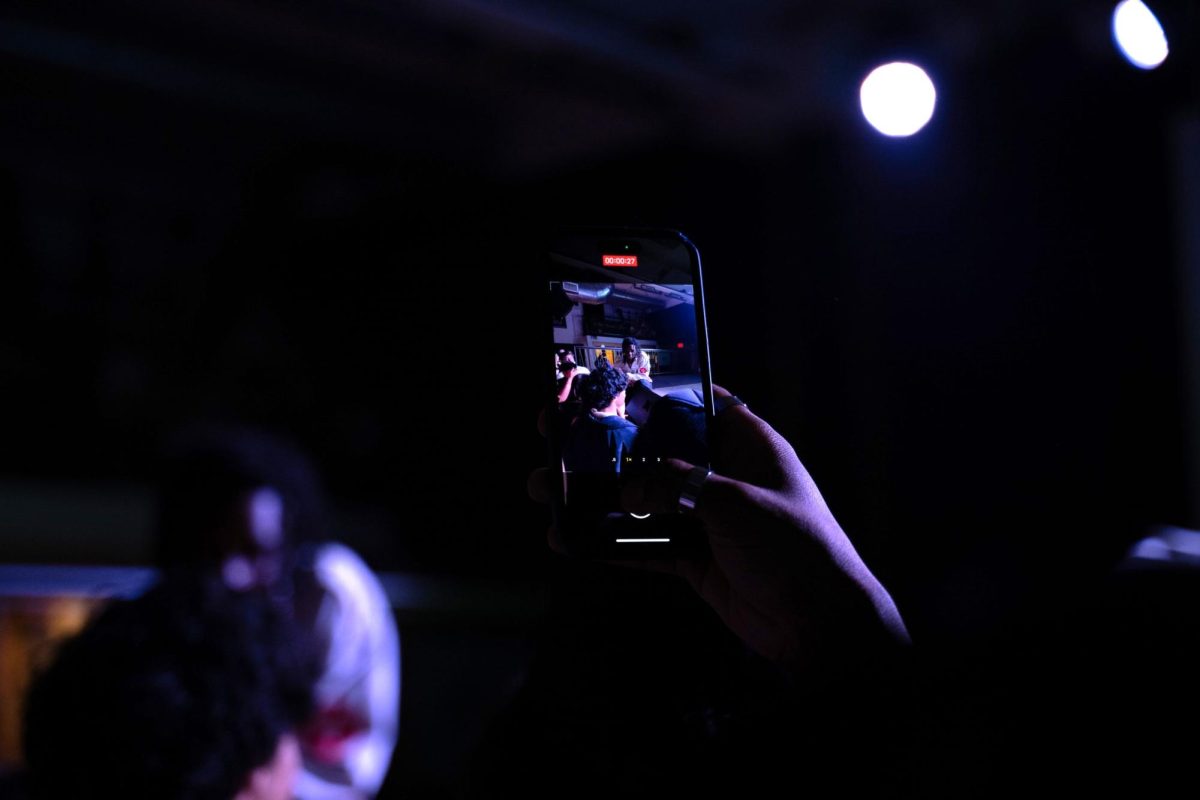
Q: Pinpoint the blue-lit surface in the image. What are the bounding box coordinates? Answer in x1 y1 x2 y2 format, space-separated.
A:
0 565 156 598
0 566 543 622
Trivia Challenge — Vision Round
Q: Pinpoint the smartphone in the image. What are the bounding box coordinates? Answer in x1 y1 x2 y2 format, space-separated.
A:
545 228 714 558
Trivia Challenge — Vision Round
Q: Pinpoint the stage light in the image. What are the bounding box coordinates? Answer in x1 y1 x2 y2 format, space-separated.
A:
860 62 937 137
1113 0 1168 70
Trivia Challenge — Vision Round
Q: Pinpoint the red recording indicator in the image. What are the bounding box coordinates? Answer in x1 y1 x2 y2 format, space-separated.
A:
602 254 639 267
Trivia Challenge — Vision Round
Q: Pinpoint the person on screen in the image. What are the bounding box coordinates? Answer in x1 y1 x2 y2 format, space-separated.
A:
618 337 652 388
555 348 589 380
555 348 588 405
563 366 639 473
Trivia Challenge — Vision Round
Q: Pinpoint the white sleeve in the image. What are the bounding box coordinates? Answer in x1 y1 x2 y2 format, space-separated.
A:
294 543 400 800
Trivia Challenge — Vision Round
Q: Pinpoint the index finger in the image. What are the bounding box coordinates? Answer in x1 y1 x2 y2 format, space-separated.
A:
708 385 801 491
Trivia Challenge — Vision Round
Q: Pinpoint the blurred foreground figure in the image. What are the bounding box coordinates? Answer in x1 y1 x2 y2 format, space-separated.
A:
23 578 315 800
155 426 400 799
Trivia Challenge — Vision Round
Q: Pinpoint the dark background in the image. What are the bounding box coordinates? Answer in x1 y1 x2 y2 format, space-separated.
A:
1 0 1197 792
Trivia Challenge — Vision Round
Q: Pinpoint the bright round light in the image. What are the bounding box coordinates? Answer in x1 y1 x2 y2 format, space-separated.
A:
859 62 937 137
1113 0 1169 70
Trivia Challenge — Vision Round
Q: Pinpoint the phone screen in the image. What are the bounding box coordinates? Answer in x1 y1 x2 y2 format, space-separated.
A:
546 229 712 557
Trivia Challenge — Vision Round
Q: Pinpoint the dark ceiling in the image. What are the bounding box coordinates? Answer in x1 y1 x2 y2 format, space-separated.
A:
2 0 1147 172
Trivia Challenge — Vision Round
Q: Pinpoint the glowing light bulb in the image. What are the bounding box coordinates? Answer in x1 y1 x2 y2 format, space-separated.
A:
1113 0 1168 70
860 62 937 137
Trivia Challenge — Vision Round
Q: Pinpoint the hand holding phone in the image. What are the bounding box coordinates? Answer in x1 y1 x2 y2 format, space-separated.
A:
529 383 910 672
620 386 911 671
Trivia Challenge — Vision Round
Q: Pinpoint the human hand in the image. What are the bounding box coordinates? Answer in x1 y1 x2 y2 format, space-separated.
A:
620 387 909 671
530 386 909 672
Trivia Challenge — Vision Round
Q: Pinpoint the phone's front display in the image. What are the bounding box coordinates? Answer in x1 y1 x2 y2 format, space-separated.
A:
547 231 712 557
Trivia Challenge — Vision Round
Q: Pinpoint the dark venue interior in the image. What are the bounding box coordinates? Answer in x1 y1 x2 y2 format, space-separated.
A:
1 0 1198 796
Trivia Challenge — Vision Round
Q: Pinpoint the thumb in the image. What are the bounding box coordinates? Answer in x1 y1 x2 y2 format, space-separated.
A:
620 458 743 525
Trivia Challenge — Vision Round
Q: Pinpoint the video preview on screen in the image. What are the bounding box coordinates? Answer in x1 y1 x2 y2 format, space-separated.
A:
549 279 707 476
